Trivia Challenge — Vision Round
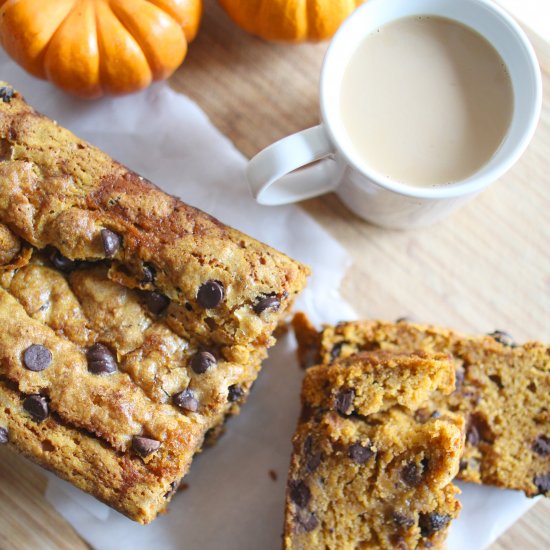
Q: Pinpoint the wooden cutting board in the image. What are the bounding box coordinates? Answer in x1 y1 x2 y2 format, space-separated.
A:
0 1 548 548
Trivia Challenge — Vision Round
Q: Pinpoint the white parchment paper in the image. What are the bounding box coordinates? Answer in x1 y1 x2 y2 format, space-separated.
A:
0 53 538 549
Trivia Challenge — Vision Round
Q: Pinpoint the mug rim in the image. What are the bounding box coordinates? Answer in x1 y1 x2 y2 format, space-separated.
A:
319 0 543 200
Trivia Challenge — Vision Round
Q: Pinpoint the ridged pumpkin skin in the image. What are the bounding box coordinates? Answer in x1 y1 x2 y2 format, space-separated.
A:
218 0 365 42
0 0 202 98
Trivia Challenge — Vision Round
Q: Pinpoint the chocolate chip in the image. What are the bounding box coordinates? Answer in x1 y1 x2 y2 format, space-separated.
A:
164 480 189 498
335 388 355 415
533 436 550 456
488 330 516 347
164 480 179 499
144 291 170 314
191 351 216 374
23 395 49 422
304 436 322 473
534 472 550 495
414 408 431 423
253 295 280 315
132 436 160 457
100 229 121 257
289 480 310 508
173 389 199 412
0 87 14 103
330 342 344 360
141 263 155 284
415 409 442 423
228 384 244 403
0 427 8 444
305 452 322 473
466 413 494 445
401 462 424 486
50 250 77 272
22 344 52 372
419 512 451 537
86 343 117 375
466 425 480 446
197 280 224 308
392 511 414 528
348 442 374 465
296 510 318 532
306 452 323 473
454 367 465 390
459 459 469 471
488 374 504 389
396 316 413 323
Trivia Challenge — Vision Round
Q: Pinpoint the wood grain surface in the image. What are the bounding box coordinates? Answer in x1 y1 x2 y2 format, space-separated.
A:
0 1 548 548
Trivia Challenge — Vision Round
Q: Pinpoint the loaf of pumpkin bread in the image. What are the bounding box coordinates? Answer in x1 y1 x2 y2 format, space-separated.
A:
0 83 309 523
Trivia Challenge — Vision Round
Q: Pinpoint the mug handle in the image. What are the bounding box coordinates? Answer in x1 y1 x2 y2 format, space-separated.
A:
247 124 339 205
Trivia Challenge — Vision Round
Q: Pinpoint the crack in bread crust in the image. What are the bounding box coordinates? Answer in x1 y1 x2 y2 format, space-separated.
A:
0 84 309 353
0 83 309 523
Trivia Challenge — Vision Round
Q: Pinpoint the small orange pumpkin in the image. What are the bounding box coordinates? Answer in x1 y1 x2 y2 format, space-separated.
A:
218 0 365 42
0 0 202 98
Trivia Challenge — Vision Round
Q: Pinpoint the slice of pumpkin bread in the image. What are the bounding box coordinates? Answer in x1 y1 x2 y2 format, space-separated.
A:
293 313 550 498
284 350 464 549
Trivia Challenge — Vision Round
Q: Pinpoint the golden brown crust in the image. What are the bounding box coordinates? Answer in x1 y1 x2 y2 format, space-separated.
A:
302 351 455 417
0 377 173 523
293 315 550 498
0 83 308 523
0 83 309 352
0 222 21 265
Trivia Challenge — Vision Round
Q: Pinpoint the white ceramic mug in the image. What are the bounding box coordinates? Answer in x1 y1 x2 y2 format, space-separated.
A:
247 0 542 229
